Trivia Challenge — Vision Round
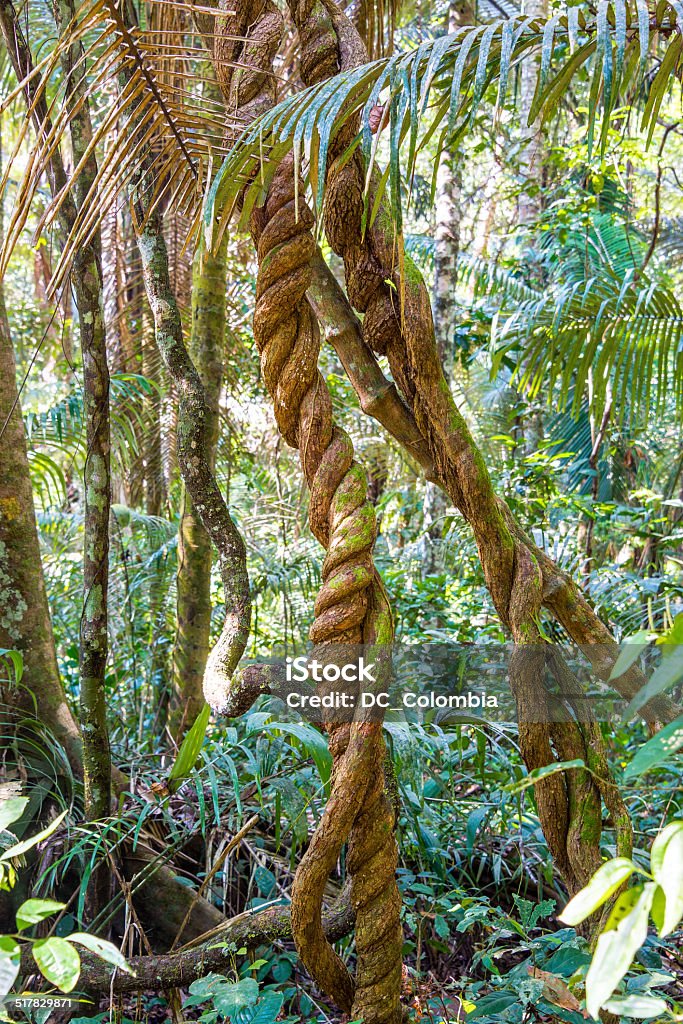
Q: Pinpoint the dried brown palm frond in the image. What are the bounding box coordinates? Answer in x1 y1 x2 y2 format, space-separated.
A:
350 0 403 58
0 0 253 298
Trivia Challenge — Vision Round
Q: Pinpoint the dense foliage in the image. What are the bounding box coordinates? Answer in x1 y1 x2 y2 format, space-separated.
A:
0 0 682 1022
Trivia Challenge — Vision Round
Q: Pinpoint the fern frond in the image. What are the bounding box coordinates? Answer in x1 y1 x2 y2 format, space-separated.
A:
26 373 161 504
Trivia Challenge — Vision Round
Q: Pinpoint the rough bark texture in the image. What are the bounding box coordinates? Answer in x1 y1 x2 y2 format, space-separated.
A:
142 301 166 517
283 0 636 900
518 0 549 227
22 891 354 993
134 210 251 713
53 0 112 826
308 252 435 479
307 217 676 728
420 0 469 578
214 5 403 1020
0 0 112 820
110 0 251 717
251 159 402 1022
172 237 228 735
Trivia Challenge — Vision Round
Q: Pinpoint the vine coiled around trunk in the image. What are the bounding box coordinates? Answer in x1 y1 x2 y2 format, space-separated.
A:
283 0 632 902
212 4 403 1020
252 146 403 1024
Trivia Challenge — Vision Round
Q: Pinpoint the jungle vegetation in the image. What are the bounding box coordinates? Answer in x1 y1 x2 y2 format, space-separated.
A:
0 0 682 1021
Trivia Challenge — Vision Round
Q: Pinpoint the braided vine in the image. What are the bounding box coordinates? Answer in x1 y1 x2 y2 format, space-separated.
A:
283 0 632 902
212 3 403 1020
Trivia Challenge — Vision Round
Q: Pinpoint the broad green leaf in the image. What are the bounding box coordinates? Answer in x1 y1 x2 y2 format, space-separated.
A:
16 898 66 931
213 977 259 1015
504 758 585 795
68 933 132 973
467 991 519 1018
0 939 20 998
168 703 210 789
560 857 636 925
609 632 650 680
32 937 81 993
0 798 29 833
188 971 226 998
603 994 669 1018
238 991 285 1024
624 715 683 779
585 884 655 1018
650 821 683 936
0 810 67 861
624 648 683 719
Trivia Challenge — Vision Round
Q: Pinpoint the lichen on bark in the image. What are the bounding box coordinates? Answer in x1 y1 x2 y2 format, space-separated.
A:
134 211 251 714
172 235 229 736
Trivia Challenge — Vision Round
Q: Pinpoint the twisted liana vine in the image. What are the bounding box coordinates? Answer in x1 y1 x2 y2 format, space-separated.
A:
212 3 403 1020
283 0 633 900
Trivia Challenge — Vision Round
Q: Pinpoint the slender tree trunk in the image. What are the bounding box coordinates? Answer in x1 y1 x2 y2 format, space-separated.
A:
517 0 549 453
142 300 165 517
432 164 461 369
51 0 112 827
134 208 251 716
518 0 549 228
420 0 470 578
171 236 228 736
580 377 612 578
0 1 113 826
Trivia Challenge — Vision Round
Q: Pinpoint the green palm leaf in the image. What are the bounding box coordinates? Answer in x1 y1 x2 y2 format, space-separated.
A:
491 216 683 424
210 1 683 237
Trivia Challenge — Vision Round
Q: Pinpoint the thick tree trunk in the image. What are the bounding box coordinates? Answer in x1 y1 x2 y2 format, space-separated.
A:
172 237 227 736
0 244 82 777
212 8 404 1022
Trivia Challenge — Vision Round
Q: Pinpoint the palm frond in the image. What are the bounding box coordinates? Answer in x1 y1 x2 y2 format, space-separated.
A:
491 216 683 425
209 0 683 235
26 373 161 504
0 0 238 293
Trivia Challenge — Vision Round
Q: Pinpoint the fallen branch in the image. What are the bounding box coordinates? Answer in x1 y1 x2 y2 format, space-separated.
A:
66 893 354 994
